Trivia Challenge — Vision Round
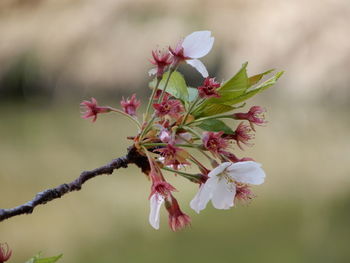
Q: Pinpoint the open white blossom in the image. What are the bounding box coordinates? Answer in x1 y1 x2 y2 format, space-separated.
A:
182 31 214 77
190 161 266 213
149 193 164 229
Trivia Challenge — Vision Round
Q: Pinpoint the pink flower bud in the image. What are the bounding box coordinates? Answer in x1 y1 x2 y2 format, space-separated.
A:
233 106 267 131
120 94 141 116
80 98 111 122
149 50 173 78
0 243 12 263
153 95 184 119
165 195 191 232
225 122 254 150
150 170 176 198
202 131 229 156
235 184 256 204
198 77 221 98
156 143 190 170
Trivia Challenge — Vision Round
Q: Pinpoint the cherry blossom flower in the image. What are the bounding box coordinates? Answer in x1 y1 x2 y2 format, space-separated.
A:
80 98 111 122
190 161 265 213
198 77 221 98
120 94 141 116
156 144 190 170
202 131 229 156
233 106 267 131
165 195 191 231
153 95 184 119
0 243 12 263
149 193 164 230
149 49 173 78
169 31 214 77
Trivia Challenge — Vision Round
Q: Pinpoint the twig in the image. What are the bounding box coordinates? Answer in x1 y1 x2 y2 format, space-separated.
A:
0 146 149 222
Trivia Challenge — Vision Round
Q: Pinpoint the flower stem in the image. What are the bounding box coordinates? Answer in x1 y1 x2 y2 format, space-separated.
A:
158 67 175 103
109 108 142 130
188 113 234 125
161 166 202 183
144 78 161 122
141 142 201 149
181 96 201 126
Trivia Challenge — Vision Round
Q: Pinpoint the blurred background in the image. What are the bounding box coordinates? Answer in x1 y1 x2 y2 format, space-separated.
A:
1 0 350 262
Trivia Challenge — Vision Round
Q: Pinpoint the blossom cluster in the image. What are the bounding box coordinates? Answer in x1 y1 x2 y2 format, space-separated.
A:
80 31 283 231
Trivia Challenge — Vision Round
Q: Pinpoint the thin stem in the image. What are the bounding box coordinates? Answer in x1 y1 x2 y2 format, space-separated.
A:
144 78 161 122
142 142 201 149
181 96 201 126
161 167 201 182
182 126 203 139
139 115 156 141
109 108 142 130
158 67 175 103
187 113 234 125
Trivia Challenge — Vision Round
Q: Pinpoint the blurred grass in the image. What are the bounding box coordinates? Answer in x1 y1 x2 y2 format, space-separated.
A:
0 102 350 263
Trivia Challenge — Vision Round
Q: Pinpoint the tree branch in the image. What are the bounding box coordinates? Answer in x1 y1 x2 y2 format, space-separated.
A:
0 146 149 222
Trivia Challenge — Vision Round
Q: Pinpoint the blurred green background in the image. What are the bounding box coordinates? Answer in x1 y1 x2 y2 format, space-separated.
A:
1 0 350 262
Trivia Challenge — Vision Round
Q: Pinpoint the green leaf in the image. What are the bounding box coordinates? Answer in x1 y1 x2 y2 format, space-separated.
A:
248 69 275 86
196 103 234 117
25 253 63 263
197 119 234 134
187 87 198 102
220 71 284 106
149 71 188 101
36 254 63 263
207 62 249 104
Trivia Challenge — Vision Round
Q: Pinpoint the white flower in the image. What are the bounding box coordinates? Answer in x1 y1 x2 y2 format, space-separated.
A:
149 193 164 229
190 161 265 213
171 31 214 78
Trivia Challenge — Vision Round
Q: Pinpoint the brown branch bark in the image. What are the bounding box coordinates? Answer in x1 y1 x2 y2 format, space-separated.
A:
0 146 150 222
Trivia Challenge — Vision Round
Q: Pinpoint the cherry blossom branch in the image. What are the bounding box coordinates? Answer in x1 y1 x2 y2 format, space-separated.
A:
0 146 149 222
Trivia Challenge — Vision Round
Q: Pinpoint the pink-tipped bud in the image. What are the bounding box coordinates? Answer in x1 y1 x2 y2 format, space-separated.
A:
120 94 141 116
198 77 221 98
233 106 267 131
165 195 191 232
80 98 111 122
0 243 12 263
150 50 173 78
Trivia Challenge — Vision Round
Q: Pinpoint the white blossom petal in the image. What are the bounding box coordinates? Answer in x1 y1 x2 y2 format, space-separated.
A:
182 31 214 58
211 178 236 209
190 176 218 213
186 59 209 78
226 161 266 185
149 193 164 230
208 162 232 178
148 68 157 76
